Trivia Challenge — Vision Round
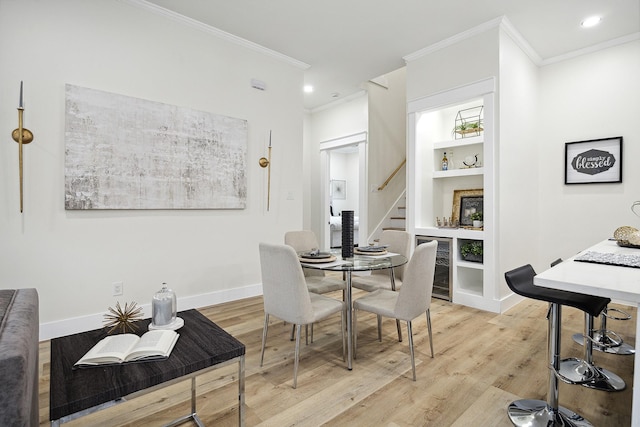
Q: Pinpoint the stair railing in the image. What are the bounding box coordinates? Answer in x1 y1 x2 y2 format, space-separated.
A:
377 159 406 191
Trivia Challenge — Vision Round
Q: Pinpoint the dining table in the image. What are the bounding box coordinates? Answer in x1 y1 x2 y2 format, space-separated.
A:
534 238 640 426
299 249 408 370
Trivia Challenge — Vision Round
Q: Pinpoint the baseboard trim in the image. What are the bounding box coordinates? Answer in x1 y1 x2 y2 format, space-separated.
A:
39 283 263 341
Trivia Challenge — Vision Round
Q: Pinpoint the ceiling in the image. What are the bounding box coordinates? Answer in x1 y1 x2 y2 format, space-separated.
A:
145 0 639 110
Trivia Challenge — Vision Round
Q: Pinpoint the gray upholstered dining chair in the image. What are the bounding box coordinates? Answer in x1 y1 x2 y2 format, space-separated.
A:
259 242 346 388
353 240 437 381
352 229 412 292
284 230 346 294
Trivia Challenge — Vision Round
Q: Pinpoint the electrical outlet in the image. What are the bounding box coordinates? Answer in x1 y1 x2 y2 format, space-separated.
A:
112 281 123 296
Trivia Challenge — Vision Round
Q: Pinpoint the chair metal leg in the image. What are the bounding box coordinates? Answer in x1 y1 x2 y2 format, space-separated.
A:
426 309 434 358
507 303 593 426
293 324 302 389
377 315 382 341
407 320 416 381
390 269 402 342
260 313 269 367
341 309 346 362
354 309 358 359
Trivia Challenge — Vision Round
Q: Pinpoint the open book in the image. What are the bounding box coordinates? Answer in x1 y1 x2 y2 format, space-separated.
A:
74 329 179 367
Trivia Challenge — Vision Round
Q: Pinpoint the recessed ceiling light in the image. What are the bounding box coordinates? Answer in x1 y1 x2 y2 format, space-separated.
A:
581 16 602 28
303 85 314 93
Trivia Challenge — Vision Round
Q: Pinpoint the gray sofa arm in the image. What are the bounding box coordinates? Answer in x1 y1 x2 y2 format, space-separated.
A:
0 288 39 427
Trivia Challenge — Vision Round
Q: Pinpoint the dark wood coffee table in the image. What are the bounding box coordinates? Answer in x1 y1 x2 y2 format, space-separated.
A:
50 309 245 426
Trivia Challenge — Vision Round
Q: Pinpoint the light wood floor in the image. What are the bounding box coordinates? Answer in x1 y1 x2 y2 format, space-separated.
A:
38 289 636 426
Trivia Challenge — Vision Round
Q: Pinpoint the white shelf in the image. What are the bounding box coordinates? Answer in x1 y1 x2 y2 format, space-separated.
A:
433 135 483 149
408 79 496 312
458 260 484 270
415 227 483 239
433 167 483 178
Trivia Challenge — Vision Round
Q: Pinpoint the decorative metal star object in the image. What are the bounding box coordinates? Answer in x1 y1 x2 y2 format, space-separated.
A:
103 301 144 335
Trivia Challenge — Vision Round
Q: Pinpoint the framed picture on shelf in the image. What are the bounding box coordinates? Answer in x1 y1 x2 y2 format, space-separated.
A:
452 189 483 227
565 136 622 184
330 180 346 199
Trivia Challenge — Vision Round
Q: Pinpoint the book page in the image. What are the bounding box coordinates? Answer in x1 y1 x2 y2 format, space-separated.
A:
125 330 179 362
75 334 139 365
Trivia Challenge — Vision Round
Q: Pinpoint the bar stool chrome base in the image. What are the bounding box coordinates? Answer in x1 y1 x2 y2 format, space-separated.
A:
572 331 635 355
558 358 626 391
508 399 592 427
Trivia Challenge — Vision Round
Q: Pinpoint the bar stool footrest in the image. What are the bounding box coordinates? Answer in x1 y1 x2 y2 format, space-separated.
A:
556 358 598 385
604 307 632 321
507 399 592 427
572 332 635 355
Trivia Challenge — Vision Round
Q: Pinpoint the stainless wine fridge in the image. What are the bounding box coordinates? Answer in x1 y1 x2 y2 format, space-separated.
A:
416 235 452 301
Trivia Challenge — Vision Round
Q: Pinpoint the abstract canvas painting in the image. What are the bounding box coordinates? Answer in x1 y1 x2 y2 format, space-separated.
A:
65 84 247 209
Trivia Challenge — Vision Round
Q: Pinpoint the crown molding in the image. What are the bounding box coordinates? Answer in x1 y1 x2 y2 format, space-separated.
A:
404 14 639 68
123 0 310 70
403 16 505 63
540 32 640 67
499 16 542 65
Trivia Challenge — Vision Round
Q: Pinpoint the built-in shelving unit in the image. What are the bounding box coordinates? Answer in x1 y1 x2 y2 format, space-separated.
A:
407 78 499 313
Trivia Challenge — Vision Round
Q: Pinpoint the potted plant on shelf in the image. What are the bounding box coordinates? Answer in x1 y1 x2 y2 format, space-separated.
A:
470 211 483 228
460 240 483 263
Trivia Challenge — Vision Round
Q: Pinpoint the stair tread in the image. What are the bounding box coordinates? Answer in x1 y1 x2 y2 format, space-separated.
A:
383 227 406 231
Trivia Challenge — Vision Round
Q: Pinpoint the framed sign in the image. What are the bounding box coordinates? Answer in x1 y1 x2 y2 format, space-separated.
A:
565 137 622 184
452 189 483 227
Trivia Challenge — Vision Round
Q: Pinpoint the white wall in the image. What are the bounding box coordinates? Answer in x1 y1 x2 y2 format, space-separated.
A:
330 151 359 214
497 28 540 296
365 67 407 240
537 40 640 260
0 0 305 338
406 28 500 103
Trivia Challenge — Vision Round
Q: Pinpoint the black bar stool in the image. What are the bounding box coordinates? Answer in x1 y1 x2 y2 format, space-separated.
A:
547 259 627 391
504 264 618 426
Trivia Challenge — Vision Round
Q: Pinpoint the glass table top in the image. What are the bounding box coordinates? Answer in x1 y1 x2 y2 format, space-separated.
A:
299 250 408 272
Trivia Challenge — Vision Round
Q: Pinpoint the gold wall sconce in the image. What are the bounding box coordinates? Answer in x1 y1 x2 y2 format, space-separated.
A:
258 131 272 211
11 81 34 213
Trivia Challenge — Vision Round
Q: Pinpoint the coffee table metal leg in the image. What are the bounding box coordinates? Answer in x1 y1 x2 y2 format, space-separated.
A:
239 355 245 426
163 377 203 427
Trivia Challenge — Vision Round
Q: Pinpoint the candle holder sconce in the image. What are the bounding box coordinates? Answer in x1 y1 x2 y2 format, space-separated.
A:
11 81 35 213
258 130 272 211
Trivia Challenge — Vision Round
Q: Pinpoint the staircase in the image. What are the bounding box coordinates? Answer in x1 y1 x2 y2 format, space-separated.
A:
368 193 406 243
383 203 406 231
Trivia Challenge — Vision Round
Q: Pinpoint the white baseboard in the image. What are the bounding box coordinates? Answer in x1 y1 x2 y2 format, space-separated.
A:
39 283 263 341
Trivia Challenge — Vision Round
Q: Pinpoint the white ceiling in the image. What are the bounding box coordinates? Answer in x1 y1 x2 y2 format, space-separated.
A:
144 0 639 110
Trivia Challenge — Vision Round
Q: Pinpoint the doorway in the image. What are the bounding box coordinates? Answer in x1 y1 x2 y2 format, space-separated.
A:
320 132 367 249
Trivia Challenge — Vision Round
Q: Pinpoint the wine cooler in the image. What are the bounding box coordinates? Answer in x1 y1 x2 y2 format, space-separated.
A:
416 236 452 301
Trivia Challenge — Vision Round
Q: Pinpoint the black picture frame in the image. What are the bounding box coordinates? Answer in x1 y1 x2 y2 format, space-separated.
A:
565 136 622 184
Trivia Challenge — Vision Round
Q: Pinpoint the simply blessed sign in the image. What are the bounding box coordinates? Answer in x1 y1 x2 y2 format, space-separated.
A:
565 137 622 184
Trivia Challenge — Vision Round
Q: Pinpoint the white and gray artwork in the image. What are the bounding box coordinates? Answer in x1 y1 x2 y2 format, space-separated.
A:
65 84 247 209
